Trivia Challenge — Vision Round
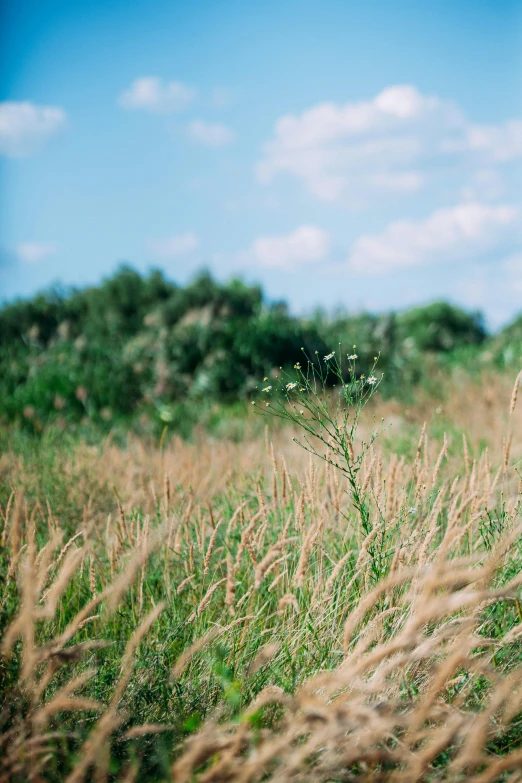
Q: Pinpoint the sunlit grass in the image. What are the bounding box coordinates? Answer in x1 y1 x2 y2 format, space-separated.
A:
0 371 521 781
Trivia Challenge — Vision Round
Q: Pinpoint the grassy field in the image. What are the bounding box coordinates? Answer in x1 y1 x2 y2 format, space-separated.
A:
1 366 522 782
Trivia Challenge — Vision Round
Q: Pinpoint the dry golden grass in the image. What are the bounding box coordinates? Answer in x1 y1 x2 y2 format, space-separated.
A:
0 372 521 781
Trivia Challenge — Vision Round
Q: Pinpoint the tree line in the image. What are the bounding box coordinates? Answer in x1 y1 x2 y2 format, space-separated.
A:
0 265 519 434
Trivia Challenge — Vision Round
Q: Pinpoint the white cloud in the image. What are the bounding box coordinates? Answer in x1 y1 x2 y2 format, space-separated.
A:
257 85 522 204
457 120 522 162
119 77 195 113
459 168 506 202
187 120 235 147
0 102 67 157
147 232 199 260
247 225 330 270
348 202 518 275
15 242 58 264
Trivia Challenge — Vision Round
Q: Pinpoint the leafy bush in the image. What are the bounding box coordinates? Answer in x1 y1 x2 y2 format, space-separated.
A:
0 266 520 433
395 301 486 353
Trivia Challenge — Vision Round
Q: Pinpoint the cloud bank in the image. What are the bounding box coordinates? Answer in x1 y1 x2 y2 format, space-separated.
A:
257 85 522 204
0 102 67 157
348 202 518 274
243 204 518 278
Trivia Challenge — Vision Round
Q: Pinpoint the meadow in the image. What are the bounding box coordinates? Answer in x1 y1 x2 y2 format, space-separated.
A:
1 355 522 782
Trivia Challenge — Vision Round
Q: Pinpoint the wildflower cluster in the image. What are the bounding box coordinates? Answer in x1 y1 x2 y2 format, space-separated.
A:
251 345 383 535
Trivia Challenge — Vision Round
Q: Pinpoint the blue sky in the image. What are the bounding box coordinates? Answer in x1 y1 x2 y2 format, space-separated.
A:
1 0 521 327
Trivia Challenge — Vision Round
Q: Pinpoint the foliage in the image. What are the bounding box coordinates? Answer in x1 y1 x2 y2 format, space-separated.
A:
0 266 520 435
395 301 486 353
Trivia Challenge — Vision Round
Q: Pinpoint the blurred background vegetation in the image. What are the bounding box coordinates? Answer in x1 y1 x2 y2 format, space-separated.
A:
1 265 520 438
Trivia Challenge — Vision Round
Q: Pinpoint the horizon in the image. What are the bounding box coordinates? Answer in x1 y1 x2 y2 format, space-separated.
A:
1 0 521 329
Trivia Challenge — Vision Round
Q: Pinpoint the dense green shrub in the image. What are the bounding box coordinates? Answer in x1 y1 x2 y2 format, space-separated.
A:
395 301 486 353
0 265 519 433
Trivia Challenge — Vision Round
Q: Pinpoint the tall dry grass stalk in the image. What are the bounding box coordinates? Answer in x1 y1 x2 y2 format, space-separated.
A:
1 372 521 781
